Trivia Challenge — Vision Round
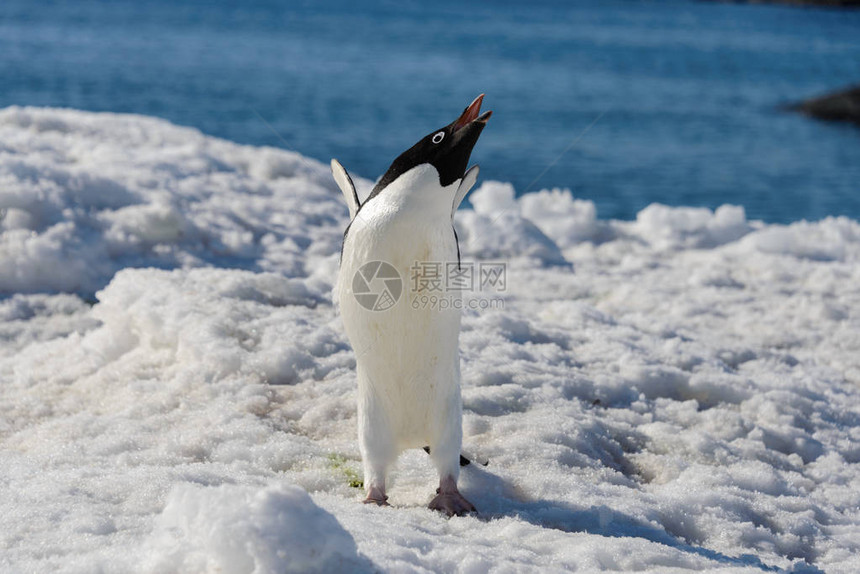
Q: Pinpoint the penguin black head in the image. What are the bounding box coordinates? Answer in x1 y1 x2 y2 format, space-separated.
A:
367 95 492 200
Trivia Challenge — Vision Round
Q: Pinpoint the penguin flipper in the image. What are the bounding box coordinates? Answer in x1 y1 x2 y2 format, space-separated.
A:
452 165 480 218
331 159 360 220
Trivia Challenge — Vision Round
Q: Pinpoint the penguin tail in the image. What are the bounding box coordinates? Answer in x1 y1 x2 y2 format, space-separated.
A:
422 446 488 467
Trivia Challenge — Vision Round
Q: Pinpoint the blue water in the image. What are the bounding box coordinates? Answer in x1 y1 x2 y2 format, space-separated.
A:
2 0 859 223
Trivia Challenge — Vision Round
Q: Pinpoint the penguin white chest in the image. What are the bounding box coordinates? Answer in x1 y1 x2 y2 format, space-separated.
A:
337 166 462 443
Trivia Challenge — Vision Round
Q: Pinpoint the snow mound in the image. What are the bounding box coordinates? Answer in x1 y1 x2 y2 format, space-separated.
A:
456 181 569 266
90 267 333 385
0 106 346 296
519 187 607 247
144 483 366 574
741 216 860 262
630 203 752 250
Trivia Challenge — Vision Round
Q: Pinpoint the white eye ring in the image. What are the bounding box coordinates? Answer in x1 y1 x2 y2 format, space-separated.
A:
432 131 445 144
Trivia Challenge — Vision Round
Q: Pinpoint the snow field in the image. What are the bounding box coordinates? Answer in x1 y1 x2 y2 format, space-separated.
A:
1 107 859 573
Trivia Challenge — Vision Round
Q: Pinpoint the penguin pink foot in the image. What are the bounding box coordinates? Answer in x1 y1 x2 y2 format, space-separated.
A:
363 485 390 506
428 476 476 517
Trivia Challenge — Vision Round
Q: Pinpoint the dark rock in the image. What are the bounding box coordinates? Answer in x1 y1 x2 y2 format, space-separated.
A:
709 1 860 7
790 85 860 126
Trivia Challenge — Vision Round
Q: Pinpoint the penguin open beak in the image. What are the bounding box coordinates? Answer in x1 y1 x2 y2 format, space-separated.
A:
453 94 492 132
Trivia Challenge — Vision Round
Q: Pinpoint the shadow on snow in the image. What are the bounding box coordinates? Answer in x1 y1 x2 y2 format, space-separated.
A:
463 465 823 573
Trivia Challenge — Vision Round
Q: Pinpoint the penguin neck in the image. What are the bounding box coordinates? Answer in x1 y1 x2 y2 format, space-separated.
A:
371 164 458 220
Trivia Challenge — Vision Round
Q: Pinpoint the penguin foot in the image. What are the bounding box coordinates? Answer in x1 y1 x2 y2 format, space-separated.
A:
428 491 476 517
429 476 476 517
363 485 389 506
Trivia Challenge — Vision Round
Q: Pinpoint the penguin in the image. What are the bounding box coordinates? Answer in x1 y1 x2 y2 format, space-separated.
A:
332 95 491 516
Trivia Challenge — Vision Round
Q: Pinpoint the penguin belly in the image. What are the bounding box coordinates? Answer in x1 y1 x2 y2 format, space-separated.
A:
338 212 461 451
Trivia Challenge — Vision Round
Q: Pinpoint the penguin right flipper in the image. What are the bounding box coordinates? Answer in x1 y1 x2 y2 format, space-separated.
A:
452 165 480 218
331 159 360 220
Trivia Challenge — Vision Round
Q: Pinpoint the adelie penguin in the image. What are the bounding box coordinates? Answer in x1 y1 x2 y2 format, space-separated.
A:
332 95 491 517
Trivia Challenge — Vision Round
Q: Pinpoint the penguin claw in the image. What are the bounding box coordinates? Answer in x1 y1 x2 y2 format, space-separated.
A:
428 491 476 517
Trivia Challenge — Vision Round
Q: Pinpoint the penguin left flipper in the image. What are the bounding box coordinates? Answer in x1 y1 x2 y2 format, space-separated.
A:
452 165 480 218
331 159 360 220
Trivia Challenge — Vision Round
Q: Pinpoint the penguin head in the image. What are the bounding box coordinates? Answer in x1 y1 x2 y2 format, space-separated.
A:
369 94 492 199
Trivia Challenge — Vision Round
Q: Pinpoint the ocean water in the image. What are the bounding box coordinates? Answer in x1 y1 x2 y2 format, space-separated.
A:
1 0 858 223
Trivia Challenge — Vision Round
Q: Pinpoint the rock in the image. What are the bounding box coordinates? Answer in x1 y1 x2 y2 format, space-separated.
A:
790 84 860 126
800 0 859 5
724 0 860 7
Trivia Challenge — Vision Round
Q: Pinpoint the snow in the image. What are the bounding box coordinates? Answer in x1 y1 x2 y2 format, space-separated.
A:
143 483 368 574
2 106 859 573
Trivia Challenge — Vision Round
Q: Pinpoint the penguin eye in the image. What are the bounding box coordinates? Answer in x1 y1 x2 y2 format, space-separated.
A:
431 131 445 144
